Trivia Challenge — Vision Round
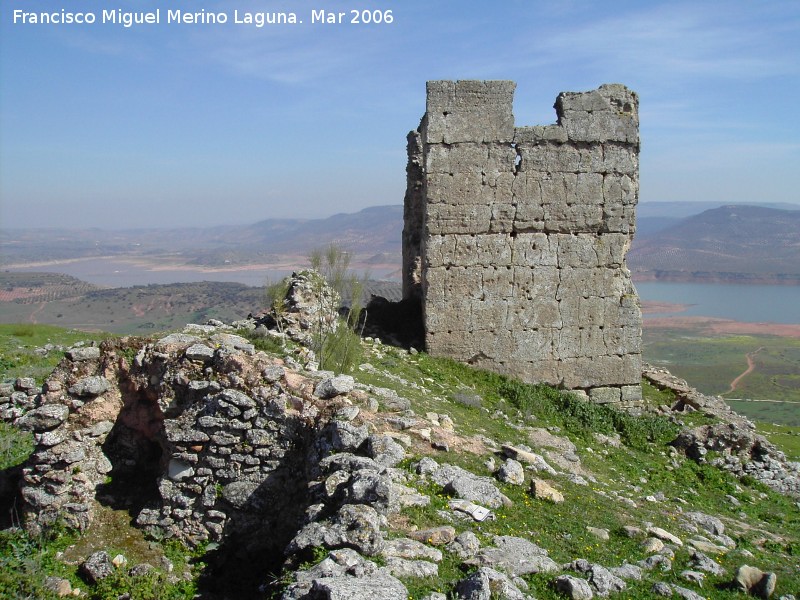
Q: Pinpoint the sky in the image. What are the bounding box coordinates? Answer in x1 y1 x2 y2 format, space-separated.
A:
1 0 799 229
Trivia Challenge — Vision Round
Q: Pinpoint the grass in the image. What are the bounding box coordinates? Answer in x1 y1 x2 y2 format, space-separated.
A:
352 342 800 599
643 330 800 403
0 323 111 385
644 329 800 427
2 326 800 599
727 399 800 428
0 523 199 600
756 422 800 461
0 421 34 471
393 432 800 599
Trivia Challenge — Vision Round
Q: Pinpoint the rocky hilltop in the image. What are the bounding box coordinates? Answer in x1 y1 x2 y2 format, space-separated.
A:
2 272 799 599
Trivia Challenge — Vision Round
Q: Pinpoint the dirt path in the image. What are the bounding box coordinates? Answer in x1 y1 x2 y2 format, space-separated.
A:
727 346 765 394
28 301 46 324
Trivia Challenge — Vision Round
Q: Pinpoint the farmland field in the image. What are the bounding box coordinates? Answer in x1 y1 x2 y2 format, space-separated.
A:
643 326 800 426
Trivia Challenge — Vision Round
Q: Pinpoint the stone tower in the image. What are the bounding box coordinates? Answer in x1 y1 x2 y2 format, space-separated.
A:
402 81 642 405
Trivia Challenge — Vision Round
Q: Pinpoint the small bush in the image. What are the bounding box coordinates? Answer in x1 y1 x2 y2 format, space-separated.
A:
236 329 285 356
0 528 48 599
9 325 36 338
316 321 363 374
306 244 366 374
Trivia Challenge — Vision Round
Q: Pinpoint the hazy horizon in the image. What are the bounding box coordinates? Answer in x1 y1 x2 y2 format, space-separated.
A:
1 200 800 233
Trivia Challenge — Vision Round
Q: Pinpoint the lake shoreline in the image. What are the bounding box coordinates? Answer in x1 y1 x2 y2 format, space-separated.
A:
644 315 800 339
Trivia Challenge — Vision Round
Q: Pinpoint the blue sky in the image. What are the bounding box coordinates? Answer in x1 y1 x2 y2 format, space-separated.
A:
1 0 798 229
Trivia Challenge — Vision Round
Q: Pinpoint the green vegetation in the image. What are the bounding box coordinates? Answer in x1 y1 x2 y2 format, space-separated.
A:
727 398 800 428
756 422 800 461
0 277 265 335
0 323 110 384
345 343 800 599
641 378 677 408
0 421 34 471
497 379 678 450
1 323 799 599
0 523 199 600
644 329 800 424
307 244 366 373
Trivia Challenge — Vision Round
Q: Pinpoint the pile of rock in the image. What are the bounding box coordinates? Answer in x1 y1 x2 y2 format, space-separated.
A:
645 365 800 498
0 376 40 421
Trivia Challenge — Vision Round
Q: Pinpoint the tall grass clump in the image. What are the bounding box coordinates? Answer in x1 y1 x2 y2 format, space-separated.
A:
308 244 366 374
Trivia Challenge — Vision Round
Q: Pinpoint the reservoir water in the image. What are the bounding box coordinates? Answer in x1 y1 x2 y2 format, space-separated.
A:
6 257 397 289
7 259 295 287
636 281 800 324
9 258 800 325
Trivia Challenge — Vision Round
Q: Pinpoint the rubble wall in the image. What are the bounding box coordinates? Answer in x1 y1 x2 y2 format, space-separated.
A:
403 81 643 404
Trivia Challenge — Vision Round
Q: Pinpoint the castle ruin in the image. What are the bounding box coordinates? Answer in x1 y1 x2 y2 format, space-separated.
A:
403 81 642 405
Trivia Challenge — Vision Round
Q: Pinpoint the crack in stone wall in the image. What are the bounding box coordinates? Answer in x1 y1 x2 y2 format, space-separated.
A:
402 81 643 405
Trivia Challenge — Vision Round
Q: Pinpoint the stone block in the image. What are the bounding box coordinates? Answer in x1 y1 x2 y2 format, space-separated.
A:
580 326 608 358
425 301 471 333
560 355 631 389
556 234 602 268
425 331 475 361
439 233 515 268
620 385 643 405
510 266 558 301
556 88 615 113
471 329 516 360
468 300 509 332
604 325 642 356
510 234 556 266
423 234 455 268
479 267 515 301
618 293 642 327
589 387 622 404
425 172 484 205
425 142 487 174
426 202 492 235
425 80 516 144
511 329 555 362
514 124 568 144
533 300 562 329
593 233 630 267
489 200 516 233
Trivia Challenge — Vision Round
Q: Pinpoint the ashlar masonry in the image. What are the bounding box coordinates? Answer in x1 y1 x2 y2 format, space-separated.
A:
403 81 642 405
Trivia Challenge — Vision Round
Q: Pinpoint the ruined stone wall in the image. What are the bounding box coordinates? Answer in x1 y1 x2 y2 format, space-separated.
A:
402 81 643 404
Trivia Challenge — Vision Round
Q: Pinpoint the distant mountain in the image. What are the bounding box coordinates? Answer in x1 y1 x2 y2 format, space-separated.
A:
0 205 403 267
5 202 800 285
223 205 401 253
635 201 800 236
629 205 800 284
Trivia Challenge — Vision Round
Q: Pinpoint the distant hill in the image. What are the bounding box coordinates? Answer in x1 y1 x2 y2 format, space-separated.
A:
0 205 402 267
186 205 402 265
4 202 800 285
635 201 800 236
628 205 800 284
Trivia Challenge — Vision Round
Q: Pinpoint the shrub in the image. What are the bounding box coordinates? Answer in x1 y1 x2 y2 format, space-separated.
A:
498 379 677 450
306 244 366 374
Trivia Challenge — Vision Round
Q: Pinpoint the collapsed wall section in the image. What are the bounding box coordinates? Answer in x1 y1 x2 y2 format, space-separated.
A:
403 80 642 404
